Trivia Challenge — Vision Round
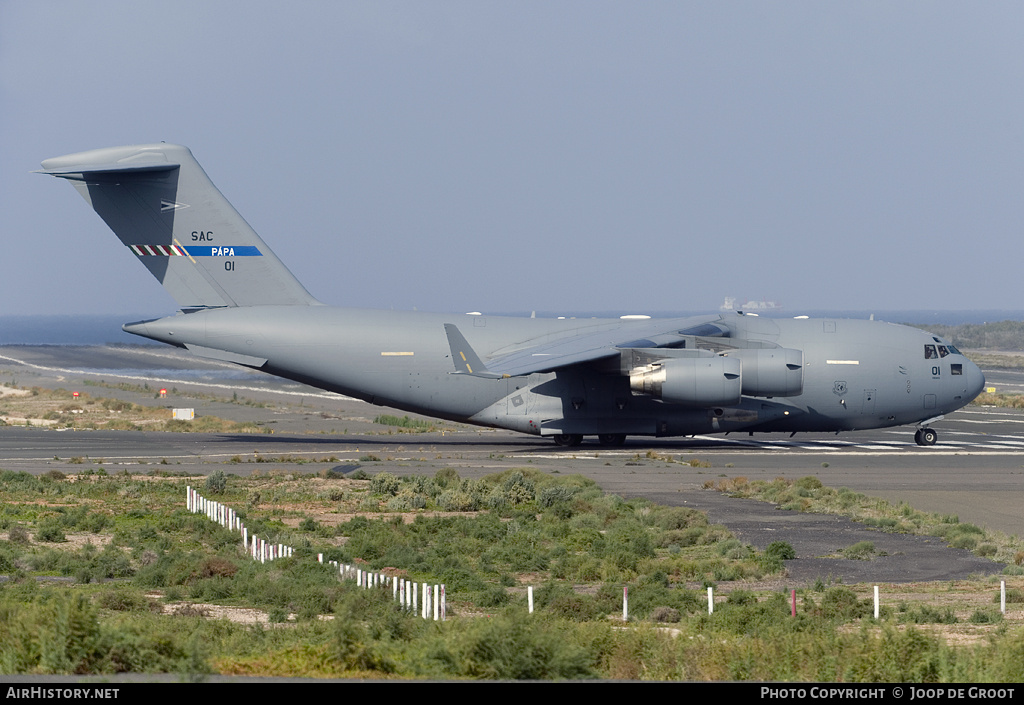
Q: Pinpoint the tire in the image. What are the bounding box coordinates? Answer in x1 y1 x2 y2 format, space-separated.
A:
597 433 627 447
552 434 584 447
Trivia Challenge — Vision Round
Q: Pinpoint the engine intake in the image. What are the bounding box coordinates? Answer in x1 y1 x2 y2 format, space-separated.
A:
724 347 803 397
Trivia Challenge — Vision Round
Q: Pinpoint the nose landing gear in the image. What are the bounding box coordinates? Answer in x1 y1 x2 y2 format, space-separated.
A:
914 427 938 446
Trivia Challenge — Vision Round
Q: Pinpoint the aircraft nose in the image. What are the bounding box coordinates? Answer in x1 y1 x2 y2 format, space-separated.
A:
965 359 985 403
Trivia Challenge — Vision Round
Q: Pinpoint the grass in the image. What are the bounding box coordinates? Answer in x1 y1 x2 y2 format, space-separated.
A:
707 475 1024 567
0 386 270 433
972 392 1024 409
1 467 1024 680
373 414 439 433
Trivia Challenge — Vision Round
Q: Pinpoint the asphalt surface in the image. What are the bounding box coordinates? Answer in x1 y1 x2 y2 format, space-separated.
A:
2 344 1022 584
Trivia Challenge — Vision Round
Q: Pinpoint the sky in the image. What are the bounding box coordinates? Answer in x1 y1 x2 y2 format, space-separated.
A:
3 1 1023 318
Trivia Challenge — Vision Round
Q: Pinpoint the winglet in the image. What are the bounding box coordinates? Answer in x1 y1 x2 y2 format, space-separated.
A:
444 324 506 378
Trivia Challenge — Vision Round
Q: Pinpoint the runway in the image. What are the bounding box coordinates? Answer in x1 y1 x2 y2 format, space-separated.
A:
0 344 1021 583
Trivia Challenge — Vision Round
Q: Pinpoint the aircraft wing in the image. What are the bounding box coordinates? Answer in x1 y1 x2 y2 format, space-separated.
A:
479 315 730 377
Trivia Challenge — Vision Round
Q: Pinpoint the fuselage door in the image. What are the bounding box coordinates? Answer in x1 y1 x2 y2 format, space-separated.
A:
863 388 876 415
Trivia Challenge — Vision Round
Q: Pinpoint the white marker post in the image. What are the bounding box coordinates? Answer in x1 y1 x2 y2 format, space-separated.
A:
708 587 714 615
874 586 879 619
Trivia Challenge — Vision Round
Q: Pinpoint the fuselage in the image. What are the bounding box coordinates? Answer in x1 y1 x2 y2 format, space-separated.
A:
124 307 985 441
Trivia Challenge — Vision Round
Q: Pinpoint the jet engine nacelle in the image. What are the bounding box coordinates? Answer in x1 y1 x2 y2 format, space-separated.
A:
630 356 742 406
725 347 804 397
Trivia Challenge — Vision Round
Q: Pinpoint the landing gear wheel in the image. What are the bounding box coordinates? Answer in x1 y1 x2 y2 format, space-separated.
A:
597 433 627 447
915 428 938 446
552 434 584 447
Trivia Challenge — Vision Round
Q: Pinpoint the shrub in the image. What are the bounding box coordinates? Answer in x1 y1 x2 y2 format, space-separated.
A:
538 486 576 507
440 610 595 680
434 467 461 487
817 586 871 621
8 525 29 545
35 521 66 543
205 471 227 495
842 541 877 560
765 541 796 561
370 472 400 497
969 609 1003 624
650 606 681 623
795 476 823 491
438 490 476 512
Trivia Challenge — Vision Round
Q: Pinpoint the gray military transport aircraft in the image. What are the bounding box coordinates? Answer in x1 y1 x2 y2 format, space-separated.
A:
40 144 985 447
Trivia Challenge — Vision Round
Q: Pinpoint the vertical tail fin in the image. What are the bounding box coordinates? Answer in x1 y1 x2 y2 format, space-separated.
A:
40 143 318 309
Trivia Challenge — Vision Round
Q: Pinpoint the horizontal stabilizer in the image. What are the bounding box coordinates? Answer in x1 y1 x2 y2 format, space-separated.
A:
38 162 179 176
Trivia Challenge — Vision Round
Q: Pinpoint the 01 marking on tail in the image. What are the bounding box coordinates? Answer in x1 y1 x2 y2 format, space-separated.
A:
41 144 985 447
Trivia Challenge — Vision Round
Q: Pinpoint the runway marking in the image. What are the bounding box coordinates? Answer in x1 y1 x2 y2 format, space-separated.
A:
535 449 1024 459
951 418 1024 425
529 433 1024 457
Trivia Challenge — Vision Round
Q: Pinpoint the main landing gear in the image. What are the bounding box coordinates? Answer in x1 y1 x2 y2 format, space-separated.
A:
914 427 938 446
551 434 627 447
597 433 627 447
552 434 584 447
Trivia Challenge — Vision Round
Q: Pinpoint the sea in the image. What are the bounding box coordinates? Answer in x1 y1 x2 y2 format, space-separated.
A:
2 310 1023 346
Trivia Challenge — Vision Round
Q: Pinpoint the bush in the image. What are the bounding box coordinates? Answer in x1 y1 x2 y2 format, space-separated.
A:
538 486 576 507
96 587 153 612
434 467 461 487
439 610 595 679
8 525 29 545
795 476 823 491
842 541 877 560
817 586 871 621
650 606 681 623
438 490 476 512
765 541 796 561
205 471 227 495
35 521 66 543
370 472 400 497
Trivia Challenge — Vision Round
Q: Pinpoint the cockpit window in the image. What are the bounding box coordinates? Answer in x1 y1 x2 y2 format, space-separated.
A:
938 345 949 358
924 345 938 359
948 345 961 355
